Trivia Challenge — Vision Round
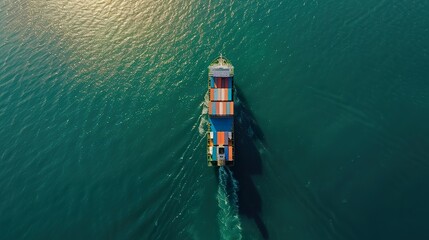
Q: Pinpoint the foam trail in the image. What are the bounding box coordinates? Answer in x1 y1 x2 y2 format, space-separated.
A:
217 167 242 240
199 92 209 136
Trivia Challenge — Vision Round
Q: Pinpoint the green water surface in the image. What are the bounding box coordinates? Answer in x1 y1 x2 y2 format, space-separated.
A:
1 0 429 239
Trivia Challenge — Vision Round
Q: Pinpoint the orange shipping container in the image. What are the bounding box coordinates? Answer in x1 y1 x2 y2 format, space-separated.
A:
218 132 225 145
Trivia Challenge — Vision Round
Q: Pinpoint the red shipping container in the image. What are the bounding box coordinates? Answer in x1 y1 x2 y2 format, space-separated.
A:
215 78 220 88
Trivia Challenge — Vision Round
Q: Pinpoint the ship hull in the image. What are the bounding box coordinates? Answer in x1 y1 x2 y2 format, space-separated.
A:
207 56 235 167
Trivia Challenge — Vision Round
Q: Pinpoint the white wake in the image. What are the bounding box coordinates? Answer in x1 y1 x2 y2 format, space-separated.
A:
217 166 242 240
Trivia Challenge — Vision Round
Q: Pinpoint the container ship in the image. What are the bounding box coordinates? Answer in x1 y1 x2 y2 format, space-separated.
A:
207 55 234 167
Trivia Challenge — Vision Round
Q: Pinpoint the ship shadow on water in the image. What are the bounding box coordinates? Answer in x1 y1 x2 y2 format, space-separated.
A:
215 87 269 239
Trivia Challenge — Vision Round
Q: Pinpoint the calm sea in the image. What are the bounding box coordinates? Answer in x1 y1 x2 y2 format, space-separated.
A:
1 0 429 239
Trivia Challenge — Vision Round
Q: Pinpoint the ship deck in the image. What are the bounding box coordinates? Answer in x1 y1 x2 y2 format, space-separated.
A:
207 55 235 167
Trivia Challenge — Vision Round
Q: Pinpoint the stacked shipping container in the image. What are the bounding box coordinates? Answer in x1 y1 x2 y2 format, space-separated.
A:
208 77 234 116
208 75 234 164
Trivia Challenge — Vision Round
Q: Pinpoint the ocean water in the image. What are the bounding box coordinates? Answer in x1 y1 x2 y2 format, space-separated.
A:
1 0 429 239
